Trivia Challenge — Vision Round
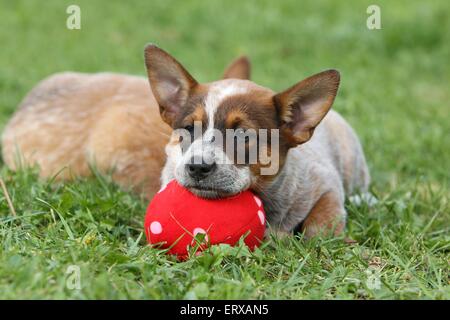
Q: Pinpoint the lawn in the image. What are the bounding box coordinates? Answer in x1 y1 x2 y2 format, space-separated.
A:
0 0 448 299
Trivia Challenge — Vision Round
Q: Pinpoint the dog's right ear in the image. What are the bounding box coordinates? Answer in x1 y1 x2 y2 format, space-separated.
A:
274 70 340 147
144 44 198 125
223 55 251 80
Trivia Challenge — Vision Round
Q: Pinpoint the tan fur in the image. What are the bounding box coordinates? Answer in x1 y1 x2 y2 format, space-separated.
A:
2 72 171 197
222 56 251 80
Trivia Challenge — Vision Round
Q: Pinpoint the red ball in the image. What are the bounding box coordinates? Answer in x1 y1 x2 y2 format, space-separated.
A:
144 180 266 259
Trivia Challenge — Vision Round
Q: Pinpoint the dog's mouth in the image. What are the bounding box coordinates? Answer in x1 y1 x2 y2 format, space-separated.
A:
175 169 253 200
189 187 221 199
183 183 246 199
187 186 234 199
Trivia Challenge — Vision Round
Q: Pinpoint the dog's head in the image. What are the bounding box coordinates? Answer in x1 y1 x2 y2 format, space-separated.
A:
144 44 340 198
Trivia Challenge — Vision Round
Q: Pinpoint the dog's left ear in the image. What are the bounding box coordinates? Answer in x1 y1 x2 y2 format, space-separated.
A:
223 55 251 80
274 69 340 146
144 44 198 126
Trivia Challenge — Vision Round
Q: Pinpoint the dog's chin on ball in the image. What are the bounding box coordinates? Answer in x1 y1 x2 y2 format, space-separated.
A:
183 184 245 200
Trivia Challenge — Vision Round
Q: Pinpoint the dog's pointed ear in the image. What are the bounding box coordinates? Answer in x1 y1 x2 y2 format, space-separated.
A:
144 44 198 125
223 55 251 80
274 70 340 146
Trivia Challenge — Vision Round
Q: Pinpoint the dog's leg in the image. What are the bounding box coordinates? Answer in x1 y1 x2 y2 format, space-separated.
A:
301 191 346 238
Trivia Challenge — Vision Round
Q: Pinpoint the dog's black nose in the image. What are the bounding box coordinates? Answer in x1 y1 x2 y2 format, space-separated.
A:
186 157 216 180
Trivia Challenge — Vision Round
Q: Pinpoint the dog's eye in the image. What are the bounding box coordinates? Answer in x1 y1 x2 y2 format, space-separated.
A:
184 125 194 133
179 125 195 144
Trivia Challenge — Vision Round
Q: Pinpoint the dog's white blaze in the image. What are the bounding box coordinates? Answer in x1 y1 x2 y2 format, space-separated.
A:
204 80 249 134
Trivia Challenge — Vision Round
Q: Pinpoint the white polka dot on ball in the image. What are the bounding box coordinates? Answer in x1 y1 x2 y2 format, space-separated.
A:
253 195 262 208
150 221 162 234
157 184 167 193
193 227 209 242
257 210 265 225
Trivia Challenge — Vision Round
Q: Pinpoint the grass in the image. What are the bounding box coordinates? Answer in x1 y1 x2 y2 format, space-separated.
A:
0 0 449 299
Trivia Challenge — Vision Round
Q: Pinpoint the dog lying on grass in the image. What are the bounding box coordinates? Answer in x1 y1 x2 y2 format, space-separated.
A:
2 45 370 237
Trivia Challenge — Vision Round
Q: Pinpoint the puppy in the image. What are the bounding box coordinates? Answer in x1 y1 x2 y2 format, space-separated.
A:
144 45 370 237
2 45 370 237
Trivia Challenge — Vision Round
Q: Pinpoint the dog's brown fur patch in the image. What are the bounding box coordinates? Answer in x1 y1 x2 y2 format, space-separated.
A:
301 191 346 238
